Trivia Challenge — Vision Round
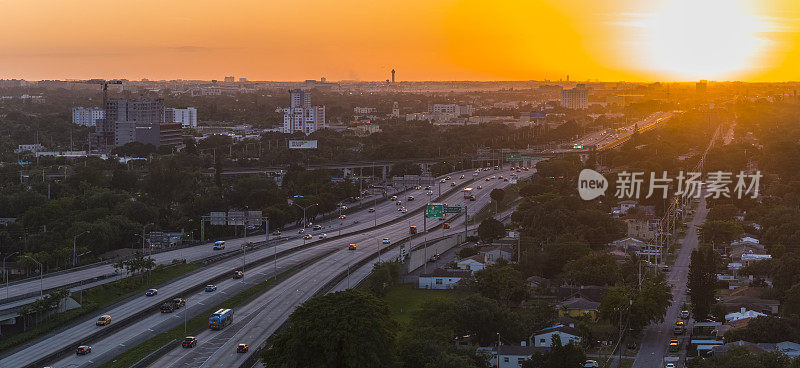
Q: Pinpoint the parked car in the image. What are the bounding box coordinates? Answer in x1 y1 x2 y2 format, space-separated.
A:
237 343 249 353
583 360 599 368
680 310 690 319
145 289 158 296
96 315 111 326
213 241 225 250
76 345 92 355
182 336 197 348
205 285 217 292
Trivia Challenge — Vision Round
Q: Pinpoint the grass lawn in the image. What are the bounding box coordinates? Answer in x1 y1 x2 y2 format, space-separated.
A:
383 283 455 326
0 262 201 355
617 357 634 368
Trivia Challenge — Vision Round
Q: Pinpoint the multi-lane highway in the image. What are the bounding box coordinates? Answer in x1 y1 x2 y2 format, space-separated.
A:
0 176 457 309
148 166 528 368
4 168 515 368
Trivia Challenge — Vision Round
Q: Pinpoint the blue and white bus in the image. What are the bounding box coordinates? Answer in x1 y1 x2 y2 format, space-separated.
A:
209 308 234 330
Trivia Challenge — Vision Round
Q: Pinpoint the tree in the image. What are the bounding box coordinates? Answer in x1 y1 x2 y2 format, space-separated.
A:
477 218 505 243
458 247 479 259
523 335 586 368
472 265 529 306
724 316 800 343
783 283 800 317
362 262 401 297
700 220 743 246
688 246 719 318
263 290 398 368
561 253 619 286
490 188 506 212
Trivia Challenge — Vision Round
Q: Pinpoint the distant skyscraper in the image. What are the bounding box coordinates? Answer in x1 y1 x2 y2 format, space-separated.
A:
391 69 395 83
91 98 182 150
278 89 325 135
72 107 105 126
560 87 588 109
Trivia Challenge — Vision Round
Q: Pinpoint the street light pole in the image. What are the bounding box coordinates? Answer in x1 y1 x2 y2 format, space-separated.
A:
73 230 90 267
4 251 19 299
23 255 43 297
292 203 318 230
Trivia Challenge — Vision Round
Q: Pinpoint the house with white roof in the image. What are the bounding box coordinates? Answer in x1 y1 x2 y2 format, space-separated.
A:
457 254 486 272
725 307 766 322
418 268 472 290
531 325 582 347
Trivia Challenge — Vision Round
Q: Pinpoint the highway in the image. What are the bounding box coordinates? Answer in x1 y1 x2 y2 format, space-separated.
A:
9 168 511 368
0 175 457 309
632 198 708 368
148 166 528 368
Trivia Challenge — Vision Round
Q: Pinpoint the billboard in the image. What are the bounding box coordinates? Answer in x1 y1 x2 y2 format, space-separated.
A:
247 211 262 225
227 211 246 226
288 140 318 149
210 212 227 226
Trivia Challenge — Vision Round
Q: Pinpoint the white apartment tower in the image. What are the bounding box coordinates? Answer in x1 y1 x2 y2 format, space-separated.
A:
165 107 198 128
72 107 105 126
279 89 325 135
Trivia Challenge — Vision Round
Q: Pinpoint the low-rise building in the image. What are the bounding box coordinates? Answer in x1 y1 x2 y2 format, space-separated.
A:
532 326 582 348
418 269 471 290
557 297 600 319
457 254 486 272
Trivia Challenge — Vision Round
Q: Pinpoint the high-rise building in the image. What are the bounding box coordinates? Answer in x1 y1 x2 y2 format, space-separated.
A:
278 89 325 135
391 102 400 117
165 107 198 128
560 87 588 109
72 107 105 126
92 98 183 150
430 104 473 116
391 69 395 83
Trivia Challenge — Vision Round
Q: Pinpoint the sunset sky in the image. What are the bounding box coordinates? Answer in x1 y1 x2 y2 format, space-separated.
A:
1 0 800 82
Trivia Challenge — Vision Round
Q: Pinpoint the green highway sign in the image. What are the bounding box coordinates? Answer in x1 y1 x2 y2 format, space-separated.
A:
444 205 462 214
506 154 534 162
426 203 444 218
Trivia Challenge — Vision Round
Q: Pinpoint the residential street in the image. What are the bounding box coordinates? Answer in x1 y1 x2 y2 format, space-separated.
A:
632 197 709 368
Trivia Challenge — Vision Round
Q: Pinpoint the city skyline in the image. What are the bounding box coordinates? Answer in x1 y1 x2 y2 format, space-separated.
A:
2 0 800 82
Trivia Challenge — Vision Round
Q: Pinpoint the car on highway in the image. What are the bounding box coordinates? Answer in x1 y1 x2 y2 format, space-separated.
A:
473 172 478 176
468 195 476 201
391 195 397 200
425 185 431 190
427 190 433 195
212 241 226 250
445 176 451 180
450 182 456 187
173 297 185 308
204 285 217 292
298 228 305 234
182 336 197 348
396 200 402 205
397 206 405 212
161 302 176 313
485 177 490 181
303 234 313 239
237 343 249 353
233 270 244 279
477 185 482 189
319 233 327 239
443 222 451 229
145 288 158 296
348 244 357 250
313 224 322 230
665 364 676 368
272 230 282 235
674 321 686 334
414 185 422 190
668 339 680 352
76 345 92 355
428 253 440 262
368 208 375 213
401 208 407 213
583 360 599 368
382 238 390 244
440 179 446 183
680 310 690 319
407 195 414 201
338 215 346 219
460 174 464 179
96 315 111 326
409 226 417 234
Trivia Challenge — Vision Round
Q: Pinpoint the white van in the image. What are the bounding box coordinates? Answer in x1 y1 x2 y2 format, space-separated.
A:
213 241 225 250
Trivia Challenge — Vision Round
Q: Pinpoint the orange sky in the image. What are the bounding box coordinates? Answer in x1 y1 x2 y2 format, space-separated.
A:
1 0 799 82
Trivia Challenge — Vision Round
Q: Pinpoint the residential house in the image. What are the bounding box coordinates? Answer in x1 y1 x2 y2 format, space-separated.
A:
457 254 486 272
418 268 471 290
621 213 660 242
611 200 638 217
725 307 766 322
609 237 647 252
532 325 583 347
526 275 551 290
721 295 779 315
732 235 760 247
483 245 515 265
478 343 538 368
557 297 600 319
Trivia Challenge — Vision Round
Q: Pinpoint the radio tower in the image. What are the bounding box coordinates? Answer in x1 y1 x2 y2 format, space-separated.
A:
391 69 395 83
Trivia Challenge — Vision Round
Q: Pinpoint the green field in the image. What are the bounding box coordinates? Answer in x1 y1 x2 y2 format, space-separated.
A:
383 283 455 326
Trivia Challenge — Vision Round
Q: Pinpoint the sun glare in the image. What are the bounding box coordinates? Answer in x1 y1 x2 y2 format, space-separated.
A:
637 0 771 80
